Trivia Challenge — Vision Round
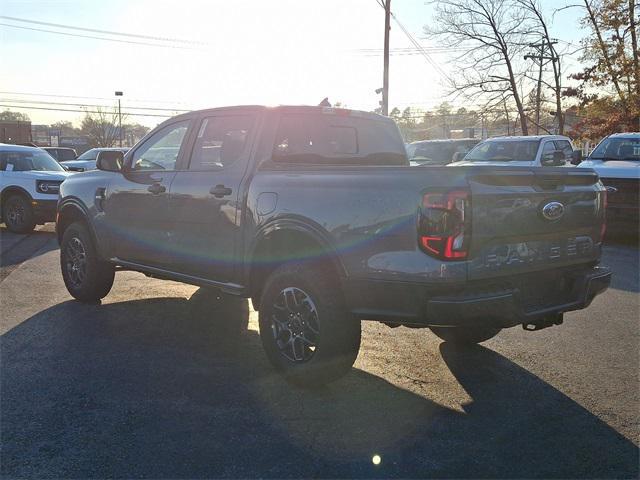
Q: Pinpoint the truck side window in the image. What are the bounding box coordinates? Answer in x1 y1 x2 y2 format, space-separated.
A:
272 114 406 165
189 115 254 170
274 116 358 160
541 142 557 164
555 140 573 161
132 121 189 171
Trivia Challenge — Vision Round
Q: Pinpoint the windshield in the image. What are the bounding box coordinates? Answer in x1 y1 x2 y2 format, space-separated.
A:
76 148 99 160
590 137 640 161
465 140 540 162
0 150 65 172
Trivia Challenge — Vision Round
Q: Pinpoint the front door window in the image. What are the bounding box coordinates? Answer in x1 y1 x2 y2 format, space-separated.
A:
131 121 189 171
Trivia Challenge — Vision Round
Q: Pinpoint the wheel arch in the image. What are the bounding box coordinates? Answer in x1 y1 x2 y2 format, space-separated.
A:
248 220 347 310
56 200 97 247
1 186 33 212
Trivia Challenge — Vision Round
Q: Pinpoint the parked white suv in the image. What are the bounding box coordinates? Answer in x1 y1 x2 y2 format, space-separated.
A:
0 144 72 233
451 135 581 167
578 132 639 227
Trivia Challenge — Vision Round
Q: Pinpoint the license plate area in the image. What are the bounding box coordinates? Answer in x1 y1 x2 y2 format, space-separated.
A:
513 270 577 313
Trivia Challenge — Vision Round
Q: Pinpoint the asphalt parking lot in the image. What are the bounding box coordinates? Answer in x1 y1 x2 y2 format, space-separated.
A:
1 225 638 479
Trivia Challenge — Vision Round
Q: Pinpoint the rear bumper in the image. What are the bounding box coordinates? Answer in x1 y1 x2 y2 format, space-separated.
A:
346 265 611 328
31 199 57 223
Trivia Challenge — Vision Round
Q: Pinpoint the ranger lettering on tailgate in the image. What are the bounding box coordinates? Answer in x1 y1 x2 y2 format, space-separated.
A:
481 237 594 270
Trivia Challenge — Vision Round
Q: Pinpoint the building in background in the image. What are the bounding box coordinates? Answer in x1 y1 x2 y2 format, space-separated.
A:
1 121 32 144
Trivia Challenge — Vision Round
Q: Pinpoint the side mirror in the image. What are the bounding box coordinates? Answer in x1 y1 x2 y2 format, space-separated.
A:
96 150 124 172
451 151 464 162
571 149 582 165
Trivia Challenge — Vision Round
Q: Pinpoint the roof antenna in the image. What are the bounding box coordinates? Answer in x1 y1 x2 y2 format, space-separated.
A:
318 97 331 107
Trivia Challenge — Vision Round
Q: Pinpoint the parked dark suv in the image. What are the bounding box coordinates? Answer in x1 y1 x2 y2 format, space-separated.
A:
406 138 479 165
42 147 77 162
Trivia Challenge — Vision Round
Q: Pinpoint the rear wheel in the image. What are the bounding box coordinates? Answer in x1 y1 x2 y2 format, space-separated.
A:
430 326 501 345
3 194 35 234
258 263 361 387
60 222 115 302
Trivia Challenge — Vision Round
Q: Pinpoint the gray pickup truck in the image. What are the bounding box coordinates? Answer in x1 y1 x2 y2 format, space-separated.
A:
56 105 611 386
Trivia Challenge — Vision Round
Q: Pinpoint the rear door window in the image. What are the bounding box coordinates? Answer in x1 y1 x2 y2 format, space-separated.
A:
273 113 406 165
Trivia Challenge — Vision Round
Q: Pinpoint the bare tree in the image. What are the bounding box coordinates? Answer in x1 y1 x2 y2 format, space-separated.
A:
426 0 532 135
80 107 127 148
517 0 565 133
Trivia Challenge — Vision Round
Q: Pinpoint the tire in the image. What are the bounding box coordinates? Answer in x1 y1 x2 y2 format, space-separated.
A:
430 326 501 345
60 222 115 302
258 262 361 387
3 194 36 234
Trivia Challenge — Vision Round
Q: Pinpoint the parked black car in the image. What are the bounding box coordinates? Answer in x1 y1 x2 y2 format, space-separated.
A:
42 147 78 162
56 105 610 386
406 138 479 165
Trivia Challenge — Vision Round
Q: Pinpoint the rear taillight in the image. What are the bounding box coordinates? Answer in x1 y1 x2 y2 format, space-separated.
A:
419 190 470 260
599 188 607 241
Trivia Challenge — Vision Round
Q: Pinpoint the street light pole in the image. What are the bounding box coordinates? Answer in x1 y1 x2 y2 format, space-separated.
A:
115 91 123 147
382 0 391 116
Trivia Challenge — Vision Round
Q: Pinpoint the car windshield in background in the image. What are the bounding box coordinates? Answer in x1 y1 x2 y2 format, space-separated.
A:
76 149 99 161
0 150 65 172
465 140 540 162
590 138 640 161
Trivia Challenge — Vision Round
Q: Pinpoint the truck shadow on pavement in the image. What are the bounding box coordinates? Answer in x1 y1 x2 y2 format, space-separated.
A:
0 227 59 282
1 288 638 479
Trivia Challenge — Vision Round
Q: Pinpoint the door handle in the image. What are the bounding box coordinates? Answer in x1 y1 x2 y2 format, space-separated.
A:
209 184 232 198
147 183 166 195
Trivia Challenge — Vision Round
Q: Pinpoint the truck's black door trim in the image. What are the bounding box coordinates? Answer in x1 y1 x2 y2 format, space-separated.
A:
110 257 245 295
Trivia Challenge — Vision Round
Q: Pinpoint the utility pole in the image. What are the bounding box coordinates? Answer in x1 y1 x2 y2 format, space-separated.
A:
115 91 123 147
524 38 557 135
382 0 391 116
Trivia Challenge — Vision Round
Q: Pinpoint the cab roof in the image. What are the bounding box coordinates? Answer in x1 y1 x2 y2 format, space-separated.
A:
168 105 393 123
410 138 478 145
0 143 42 152
607 132 640 139
484 135 571 142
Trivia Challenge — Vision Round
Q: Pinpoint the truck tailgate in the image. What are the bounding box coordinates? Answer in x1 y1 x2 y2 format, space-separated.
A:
466 168 605 280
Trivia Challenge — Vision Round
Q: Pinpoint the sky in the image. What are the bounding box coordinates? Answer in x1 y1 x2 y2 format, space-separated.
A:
1 0 588 128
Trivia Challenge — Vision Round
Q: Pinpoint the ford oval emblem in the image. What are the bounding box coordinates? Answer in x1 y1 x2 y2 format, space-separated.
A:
542 201 565 221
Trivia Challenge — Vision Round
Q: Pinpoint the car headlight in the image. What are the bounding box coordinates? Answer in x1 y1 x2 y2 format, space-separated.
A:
36 180 62 194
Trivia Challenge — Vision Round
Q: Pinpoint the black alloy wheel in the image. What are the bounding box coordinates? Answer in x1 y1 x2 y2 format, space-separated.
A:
270 286 320 363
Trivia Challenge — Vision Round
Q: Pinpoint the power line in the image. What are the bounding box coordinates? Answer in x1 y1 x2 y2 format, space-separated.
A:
0 91 195 107
353 47 466 53
391 15 449 80
0 23 196 50
0 104 172 118
373 1 450 80
0 98 190 113
0 15 206 45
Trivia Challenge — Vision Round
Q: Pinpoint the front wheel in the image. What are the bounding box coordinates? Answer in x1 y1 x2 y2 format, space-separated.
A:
3 194 36 234
258 263 361 387
60 222 115 302
430 326 501 345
